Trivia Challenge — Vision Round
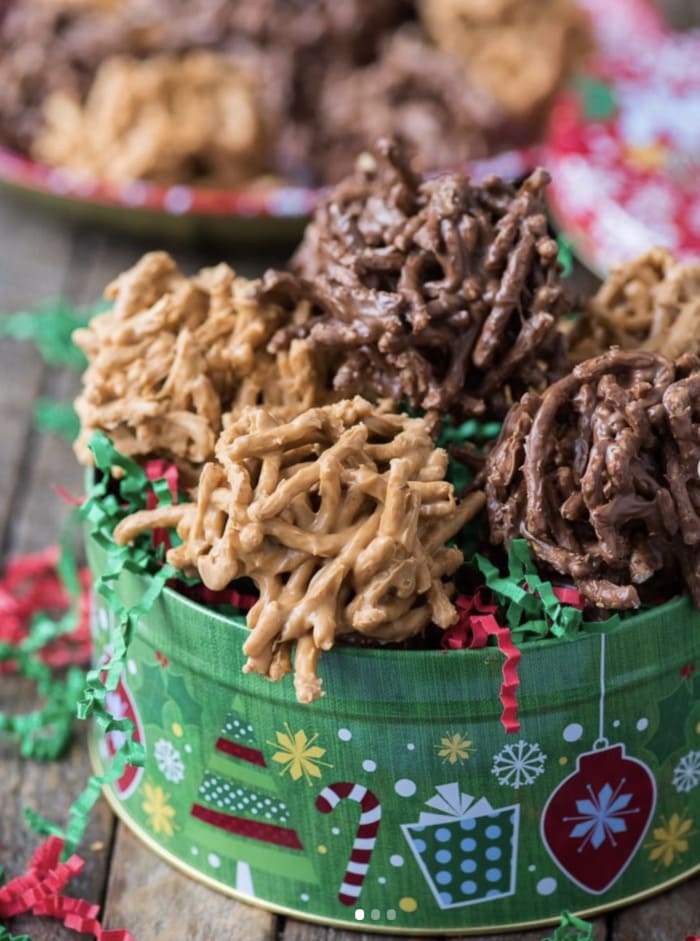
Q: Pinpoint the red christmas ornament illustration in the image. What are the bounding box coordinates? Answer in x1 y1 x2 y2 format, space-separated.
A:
541 635 657 894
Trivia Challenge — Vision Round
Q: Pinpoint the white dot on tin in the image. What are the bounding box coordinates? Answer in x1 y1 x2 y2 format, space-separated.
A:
637 717 649 732
338 728 352 741
184 744 192 753
300 893 309 902
406 743 415 751
370 909 381 920
536 877 557 896
613 720 620 728
127 659 137 675
528 864 536 872
208 853 221 869
390 854 404 867
378 876 387 884
563 723 583 742
332 827 340 835
363 759 377 772
386 910 396 921
190 846 199 856
395 778 416 797
355 909 365 921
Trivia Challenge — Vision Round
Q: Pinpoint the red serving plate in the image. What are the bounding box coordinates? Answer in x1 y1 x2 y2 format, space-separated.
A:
0 144 539 243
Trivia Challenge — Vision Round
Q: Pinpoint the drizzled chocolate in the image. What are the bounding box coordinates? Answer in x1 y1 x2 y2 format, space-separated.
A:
266 139 569 429
486 349 700 609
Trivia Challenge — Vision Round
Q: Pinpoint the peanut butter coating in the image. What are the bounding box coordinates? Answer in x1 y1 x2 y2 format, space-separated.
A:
114 398 485 702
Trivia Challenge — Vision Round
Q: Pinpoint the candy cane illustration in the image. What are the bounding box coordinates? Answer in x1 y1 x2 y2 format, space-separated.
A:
316 781 382 906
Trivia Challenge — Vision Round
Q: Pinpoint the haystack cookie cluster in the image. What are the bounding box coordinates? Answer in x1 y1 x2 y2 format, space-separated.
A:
267 140 569 430
114 398 484 701
419 0 592 124
74 251 322 478
0 0 591 186
74 142 700 705
569 248 700 364
34 52 267 186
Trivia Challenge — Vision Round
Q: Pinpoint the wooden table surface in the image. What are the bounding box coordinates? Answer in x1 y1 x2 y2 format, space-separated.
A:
0 192 698 940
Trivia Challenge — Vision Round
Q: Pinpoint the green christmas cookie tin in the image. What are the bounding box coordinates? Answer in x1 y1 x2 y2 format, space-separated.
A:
87 536 700 934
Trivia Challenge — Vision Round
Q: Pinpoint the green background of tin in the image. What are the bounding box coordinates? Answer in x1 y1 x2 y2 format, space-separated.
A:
87 536 700 933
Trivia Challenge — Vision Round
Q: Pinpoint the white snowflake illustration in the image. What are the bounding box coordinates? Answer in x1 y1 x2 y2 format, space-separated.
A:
154 738 185 783
672 750 700 794
564 782 639 850
491 740 547 788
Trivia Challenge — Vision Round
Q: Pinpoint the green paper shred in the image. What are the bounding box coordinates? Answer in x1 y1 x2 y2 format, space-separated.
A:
541 910 594 941
0 926 32 941
436 417 502 494
436 417 502 447
0 299 106 371
556 234 574 278
475 539 620 641
27 431 176 859
33 399 80 442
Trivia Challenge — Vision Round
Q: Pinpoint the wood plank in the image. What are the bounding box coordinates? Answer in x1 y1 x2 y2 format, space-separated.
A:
280 914 607 941
612 875 700 940
102 825 278 941
0 678 115 941
0 198 76 547
0 196 117 939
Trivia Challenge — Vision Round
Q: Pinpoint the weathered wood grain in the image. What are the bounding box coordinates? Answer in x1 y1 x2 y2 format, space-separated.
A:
0 432 115 940
280 913 607 941
612 876 700 940
0 199 75 548
102 825 278 941
0 204 116 939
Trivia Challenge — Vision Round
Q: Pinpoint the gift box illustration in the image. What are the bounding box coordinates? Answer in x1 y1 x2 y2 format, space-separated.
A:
401 784 519 909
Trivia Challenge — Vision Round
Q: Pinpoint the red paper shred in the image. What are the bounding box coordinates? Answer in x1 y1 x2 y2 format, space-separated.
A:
50 483 86 507
174 579 257 613
551 585 585 610
443 591 522 734
0 548 91 671
144 459 180 552
0 837 136 941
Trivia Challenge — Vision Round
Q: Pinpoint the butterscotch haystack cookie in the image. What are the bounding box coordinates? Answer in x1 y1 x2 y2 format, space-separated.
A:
33 51 267 185
266 139 570 430
419 0 591 123
114 398 485 702
486 349 700 610
570 248 700 364
74 252 321 475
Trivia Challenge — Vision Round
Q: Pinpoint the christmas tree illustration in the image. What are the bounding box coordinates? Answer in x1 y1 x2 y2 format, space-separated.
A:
189 695 318 887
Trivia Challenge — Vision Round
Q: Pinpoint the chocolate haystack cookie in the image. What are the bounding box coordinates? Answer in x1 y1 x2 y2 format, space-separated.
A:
486 349 700 609
266 139 570 429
